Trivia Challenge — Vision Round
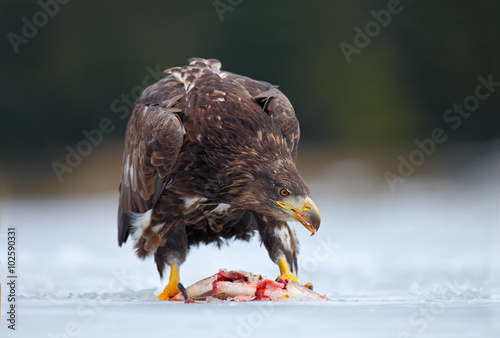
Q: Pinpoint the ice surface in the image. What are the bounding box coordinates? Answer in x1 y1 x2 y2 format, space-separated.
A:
1 150 499 337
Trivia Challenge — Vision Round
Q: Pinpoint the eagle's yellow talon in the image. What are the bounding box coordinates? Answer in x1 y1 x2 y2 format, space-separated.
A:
280 273 299 283
278 257 299 283
157 264 181 300
157 282 181 300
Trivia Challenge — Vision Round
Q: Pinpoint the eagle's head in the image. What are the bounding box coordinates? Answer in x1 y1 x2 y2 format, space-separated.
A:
254 157 321 235
227 136 321 236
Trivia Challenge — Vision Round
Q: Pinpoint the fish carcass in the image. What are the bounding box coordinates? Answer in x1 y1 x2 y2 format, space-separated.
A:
170 269 328 302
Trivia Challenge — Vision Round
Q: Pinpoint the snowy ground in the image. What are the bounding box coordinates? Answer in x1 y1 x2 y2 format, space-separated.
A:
1 149 499 337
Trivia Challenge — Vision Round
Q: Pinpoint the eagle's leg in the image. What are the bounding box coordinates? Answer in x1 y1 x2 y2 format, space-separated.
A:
257 217 300 283
155 224 188 300
278 257 299 282
157 263 181 300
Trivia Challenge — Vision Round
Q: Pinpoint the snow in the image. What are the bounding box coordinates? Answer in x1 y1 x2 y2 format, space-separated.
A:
1 149 499 337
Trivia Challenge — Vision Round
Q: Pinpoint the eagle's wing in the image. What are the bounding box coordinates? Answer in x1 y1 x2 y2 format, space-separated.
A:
118 77 185 246
222 72 300 162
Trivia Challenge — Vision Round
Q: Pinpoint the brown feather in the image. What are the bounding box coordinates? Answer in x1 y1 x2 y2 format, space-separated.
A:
118 58 307 277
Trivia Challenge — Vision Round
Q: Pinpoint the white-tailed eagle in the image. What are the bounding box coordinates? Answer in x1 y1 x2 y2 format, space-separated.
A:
118 58 320 300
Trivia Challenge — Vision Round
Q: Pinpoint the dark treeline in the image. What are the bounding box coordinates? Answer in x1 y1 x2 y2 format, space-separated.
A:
1 0 498 162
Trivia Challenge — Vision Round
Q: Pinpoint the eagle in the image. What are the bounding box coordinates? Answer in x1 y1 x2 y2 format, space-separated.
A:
118 58 321 300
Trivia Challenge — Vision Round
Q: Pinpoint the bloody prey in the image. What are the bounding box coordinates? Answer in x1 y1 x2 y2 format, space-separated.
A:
170 269 328 302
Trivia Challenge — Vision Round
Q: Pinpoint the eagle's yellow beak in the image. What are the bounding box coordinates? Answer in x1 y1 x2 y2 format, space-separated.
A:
277 197 321 235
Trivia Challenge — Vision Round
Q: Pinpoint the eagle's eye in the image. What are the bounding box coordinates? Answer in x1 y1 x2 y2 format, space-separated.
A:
278 187 291 198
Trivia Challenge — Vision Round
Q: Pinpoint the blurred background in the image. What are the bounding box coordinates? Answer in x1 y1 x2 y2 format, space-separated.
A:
0 0 498 195
0 2 499 335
